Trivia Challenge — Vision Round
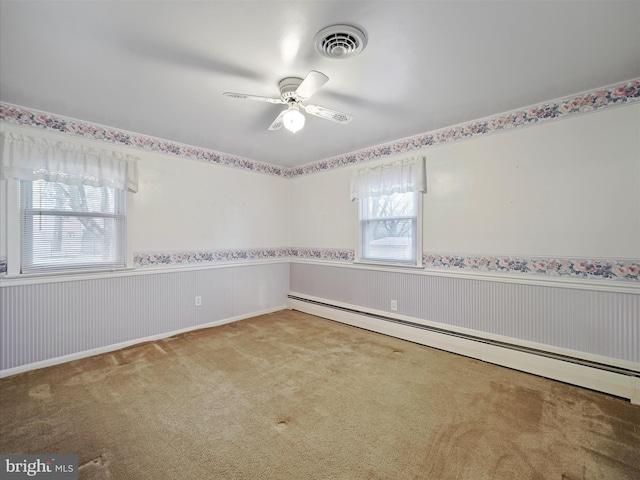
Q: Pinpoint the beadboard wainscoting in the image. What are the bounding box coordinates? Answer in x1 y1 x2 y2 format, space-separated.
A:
288 262 640 403
0 262 290 376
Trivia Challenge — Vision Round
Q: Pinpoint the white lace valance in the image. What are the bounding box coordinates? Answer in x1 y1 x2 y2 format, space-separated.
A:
0 131 139 192
350 156 426 200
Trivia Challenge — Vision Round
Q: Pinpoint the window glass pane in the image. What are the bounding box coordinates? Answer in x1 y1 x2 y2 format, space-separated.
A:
362 218 415 261
362 192 416 220
360 191 418 263
26 180 120 214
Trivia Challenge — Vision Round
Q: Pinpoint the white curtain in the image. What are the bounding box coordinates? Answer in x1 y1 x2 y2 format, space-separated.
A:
350 156 426 200
0 131 139 192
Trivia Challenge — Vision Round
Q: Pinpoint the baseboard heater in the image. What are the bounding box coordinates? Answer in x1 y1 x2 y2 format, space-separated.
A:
288 294 640 403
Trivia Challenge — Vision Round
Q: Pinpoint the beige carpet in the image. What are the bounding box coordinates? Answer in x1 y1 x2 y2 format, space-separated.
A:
1 310 638 479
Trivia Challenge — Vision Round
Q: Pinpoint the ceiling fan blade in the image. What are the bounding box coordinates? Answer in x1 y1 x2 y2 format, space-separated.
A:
302 104 353 124
223 92 285 104
268 109 287 130
295 71 329 101
123 33 264 81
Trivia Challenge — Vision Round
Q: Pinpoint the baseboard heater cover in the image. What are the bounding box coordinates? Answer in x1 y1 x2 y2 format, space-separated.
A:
287 294 640 404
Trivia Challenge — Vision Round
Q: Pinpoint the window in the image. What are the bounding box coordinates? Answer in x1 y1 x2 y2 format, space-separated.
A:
1 130 138 276
20 180 126 273
359 191 420 264
351 157 426 267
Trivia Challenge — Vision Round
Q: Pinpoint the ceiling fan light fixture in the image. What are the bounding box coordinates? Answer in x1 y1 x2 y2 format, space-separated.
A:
283 105 305 133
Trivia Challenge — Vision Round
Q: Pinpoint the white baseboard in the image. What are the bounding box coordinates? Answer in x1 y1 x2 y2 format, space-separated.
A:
287 295 640 404
0 305 288 379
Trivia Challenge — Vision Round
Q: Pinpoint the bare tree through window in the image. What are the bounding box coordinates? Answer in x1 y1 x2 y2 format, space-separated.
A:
360 192 417 262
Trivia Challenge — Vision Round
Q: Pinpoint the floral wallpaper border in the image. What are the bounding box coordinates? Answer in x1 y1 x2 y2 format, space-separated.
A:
1 251 637 282
134 247 354 267
422 254 639 282
1 79 638 178
134 248 291 266
0 105 288 178
133 248 639 283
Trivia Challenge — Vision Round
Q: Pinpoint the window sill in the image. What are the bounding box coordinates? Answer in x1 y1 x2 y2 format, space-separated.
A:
0 266 137 286
353 260 424 270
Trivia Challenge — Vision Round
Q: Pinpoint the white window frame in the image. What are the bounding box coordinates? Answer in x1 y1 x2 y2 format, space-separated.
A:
1 127 138 279
355 190 424 268
4 177 134 278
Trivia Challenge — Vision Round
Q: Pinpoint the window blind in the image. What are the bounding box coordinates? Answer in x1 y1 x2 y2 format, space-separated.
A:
20 180 126 273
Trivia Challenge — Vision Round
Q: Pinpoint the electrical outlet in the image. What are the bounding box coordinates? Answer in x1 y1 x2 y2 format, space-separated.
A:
195 296 202 307
390 300 398 311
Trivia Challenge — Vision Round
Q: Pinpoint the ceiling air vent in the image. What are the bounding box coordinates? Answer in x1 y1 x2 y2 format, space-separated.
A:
313 25 367 59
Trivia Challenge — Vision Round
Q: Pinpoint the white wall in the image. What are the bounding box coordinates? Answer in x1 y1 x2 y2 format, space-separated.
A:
290 104 640 260
131 151 290 253
290 166 355 249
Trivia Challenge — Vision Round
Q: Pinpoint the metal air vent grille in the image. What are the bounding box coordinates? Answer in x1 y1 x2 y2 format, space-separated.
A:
313 25 367 59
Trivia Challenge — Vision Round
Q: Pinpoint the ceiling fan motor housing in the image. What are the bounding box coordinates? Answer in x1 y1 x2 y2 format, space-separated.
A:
278 77 303 102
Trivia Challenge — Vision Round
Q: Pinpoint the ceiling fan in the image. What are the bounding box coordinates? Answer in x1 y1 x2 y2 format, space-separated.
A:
223 70 353 133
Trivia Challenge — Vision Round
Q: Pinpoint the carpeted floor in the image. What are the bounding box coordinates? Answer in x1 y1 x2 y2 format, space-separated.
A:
1 309 639 479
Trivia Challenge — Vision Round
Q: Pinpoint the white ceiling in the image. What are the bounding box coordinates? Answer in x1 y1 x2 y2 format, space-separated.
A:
1 1 639 168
